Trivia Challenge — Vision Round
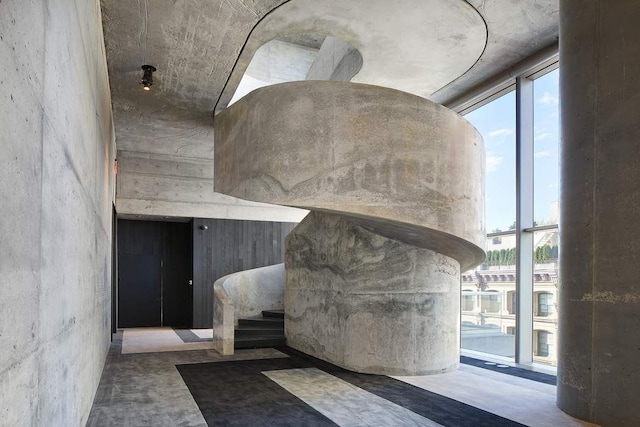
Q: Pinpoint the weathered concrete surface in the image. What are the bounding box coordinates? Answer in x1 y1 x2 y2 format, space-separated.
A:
286 212 461 375
99 0 558 223
215 81 484 374
0 0 115 425
101 0 306 222
557 1 640 425
306 36 362 82
244 39 318 85
230 39 320 105
432 0 559 105
215 81 485 271
212 264 285 355
116 150 307 222
216 0 487 111
213 286 235 355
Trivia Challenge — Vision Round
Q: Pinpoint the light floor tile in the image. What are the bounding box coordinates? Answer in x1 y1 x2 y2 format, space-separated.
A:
191 328 213 339
394 365 597 427
264 368 442 427
122 327 215 354
88 331 289 426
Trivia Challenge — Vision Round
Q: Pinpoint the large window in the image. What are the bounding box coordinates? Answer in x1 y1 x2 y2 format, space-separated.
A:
532 69 560 365
460 62 560 368
466 92 516 233
461 91 516 359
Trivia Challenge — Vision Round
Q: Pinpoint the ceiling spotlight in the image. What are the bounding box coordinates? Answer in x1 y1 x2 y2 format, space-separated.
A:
141 65 157 90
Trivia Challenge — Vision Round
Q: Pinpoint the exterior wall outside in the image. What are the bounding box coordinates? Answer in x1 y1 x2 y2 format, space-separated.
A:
0 0 115 424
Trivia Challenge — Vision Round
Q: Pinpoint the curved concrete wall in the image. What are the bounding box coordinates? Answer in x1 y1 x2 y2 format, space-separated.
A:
214 81 484 374
212 264 285 354
286 212 461 375
215 81 485 271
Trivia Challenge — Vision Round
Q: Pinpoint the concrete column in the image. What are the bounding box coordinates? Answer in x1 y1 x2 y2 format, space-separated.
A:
285 211 461 375
558 1 640 425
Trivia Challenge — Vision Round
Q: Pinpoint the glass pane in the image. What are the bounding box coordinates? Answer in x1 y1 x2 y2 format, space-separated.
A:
461 232 516 359
533 69 560 366
533 228 559 366
462 91 517 360
534 69 560 226
466 91 517 232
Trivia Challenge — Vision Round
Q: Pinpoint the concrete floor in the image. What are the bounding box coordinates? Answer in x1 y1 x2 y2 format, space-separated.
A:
87 329 597 427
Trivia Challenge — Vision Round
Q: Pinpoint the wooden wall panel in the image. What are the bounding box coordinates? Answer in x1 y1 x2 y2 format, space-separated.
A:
192 219 298 328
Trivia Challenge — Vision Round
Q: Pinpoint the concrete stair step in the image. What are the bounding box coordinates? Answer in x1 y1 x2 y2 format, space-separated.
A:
262 310 285 319
238 317 284 327
234 335 286 349
235 326 284 337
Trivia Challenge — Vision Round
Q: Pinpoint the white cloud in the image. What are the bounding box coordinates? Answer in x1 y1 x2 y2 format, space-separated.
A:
535 151 550 158
486 155 503 173
487 128 514 138
538 91 559 106
547 183 558 189
535 127 552 141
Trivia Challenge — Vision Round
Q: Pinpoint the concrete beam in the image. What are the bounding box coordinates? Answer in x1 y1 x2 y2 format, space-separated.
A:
306 36 362 82
115 150 307 222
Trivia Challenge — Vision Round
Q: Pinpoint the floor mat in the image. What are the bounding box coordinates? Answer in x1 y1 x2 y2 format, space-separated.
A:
460 356 557 385
177 346 524 427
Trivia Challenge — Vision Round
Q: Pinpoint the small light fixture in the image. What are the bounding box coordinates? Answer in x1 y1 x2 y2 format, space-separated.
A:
141 65 157 90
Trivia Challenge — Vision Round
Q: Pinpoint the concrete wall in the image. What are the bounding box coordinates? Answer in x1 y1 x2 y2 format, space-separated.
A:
0 1 115 424
116 150 307 222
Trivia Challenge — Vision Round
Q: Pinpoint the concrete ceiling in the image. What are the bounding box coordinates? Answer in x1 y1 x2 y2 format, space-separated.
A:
101 0 558 167
215 0 488 110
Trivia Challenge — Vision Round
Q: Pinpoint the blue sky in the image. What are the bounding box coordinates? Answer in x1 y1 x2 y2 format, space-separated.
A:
465 69 560 232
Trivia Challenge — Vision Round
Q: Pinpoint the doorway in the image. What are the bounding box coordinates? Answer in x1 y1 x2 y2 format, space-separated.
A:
117 219 192 328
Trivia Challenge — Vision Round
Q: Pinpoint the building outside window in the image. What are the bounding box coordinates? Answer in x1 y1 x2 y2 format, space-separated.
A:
536 292 554 317
507 291 516 315
535 330 552 357
481 291 501 313
462 290 475 312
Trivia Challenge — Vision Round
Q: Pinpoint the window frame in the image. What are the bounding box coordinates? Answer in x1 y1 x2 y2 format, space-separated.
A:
455 50 559 368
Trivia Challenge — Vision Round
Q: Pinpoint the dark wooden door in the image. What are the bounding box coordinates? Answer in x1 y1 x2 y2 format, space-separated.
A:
118 254 162 327
117 219 192 328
